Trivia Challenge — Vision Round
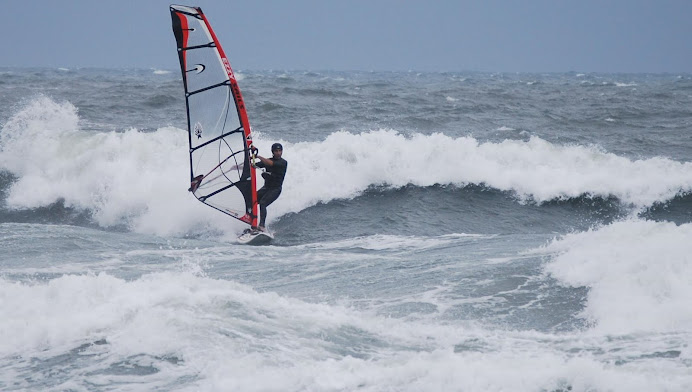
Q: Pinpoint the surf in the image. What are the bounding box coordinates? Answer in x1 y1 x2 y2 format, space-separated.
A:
2 96 692 239
534 218 692 334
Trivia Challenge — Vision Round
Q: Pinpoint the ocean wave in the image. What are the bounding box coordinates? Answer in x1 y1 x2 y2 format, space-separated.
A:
533 219 692 334
281 86 352 98
0 96 220 236
143 93 178 108
2 96 692 237
256 101 286 112
295 233 491 252
1 269 687 391
275 129 692 217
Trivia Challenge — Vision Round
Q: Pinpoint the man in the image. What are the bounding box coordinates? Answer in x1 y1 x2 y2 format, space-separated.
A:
252 143 287 232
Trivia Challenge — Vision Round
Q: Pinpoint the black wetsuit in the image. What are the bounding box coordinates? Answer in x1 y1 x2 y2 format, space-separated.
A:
255 157 287 227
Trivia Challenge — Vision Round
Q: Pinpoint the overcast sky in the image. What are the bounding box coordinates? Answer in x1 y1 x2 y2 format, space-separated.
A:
4 0 691 73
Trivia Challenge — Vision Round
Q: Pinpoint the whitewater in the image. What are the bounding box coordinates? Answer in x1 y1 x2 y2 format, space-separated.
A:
1 68 691 391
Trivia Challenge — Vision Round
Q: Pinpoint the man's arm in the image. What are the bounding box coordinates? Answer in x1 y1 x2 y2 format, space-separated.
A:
255 155 274 167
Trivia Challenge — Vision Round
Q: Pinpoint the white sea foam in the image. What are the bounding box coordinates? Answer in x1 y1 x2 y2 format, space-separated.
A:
279 128 692 217
534 219 692 334
0 96 231 236
152 69 171 75
296 233 489 252
2 96 692 237
0 270 688 391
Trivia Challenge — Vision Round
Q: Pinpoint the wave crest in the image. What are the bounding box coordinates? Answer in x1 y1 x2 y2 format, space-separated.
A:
276 129 692 217
2 97 691 237
535 219 692 334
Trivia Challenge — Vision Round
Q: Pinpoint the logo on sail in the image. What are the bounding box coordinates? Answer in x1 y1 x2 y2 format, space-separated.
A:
222 58 234 79
187 64 205 74
194 122 203 139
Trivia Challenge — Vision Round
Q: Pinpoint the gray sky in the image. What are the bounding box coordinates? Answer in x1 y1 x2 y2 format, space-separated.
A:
4 0 691 73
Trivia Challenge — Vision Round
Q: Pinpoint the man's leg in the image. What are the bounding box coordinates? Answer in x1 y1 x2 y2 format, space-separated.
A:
253 188 267 230
258 188 282 228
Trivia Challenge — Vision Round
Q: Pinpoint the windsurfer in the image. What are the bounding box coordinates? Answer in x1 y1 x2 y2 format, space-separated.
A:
252 143 287 232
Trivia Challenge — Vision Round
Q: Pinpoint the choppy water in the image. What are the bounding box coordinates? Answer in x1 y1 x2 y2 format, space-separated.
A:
1 67 692 391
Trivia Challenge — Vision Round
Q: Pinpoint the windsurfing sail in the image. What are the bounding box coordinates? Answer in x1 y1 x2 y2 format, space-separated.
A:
170 5 258 227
